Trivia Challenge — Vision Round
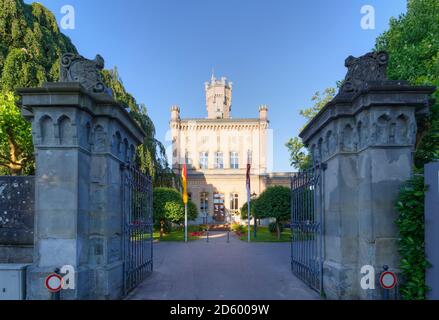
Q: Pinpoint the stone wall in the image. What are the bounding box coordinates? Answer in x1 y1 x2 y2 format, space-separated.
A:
0 176 34 263
300 51 435 299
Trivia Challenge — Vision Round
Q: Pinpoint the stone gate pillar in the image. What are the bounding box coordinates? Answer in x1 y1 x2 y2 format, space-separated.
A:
300 51 435 299
18 54 145 299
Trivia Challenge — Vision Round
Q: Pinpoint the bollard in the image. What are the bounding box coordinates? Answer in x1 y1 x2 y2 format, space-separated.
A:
206 229 209 242
227 230 230 243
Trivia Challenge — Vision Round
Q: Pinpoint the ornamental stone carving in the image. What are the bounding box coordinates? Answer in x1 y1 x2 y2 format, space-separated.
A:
60 53 111 95
339 51 389 94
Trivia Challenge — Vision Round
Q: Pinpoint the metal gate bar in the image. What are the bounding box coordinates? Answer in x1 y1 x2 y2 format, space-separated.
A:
122 164 153 295
291 165 323 294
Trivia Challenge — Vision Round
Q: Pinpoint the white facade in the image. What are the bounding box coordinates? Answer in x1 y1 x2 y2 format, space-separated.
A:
170 76 290 224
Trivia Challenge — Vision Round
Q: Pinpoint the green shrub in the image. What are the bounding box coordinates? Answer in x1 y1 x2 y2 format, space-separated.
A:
395 175 430 299
164 220 173 233
153 187 198 225
187 201 199 222
240 200 256 220
253 186 290 239
268 222 284 234
231 223 244 233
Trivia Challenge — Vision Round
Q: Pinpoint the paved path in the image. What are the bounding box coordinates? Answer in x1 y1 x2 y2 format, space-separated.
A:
126 232 319 300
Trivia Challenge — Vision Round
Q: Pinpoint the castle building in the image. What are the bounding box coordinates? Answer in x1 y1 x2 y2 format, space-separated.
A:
170 75 291 224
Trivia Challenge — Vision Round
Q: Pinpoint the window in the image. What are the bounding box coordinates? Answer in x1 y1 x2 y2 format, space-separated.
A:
200 192 209 214
199 152 208 169
230 152 239 169
214 152 223 169
184 151 192 166
230 193 239 211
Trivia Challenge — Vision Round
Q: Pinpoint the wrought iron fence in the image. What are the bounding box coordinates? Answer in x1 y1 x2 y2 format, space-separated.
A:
0 176 35 245
121 164 153 295
291 165 324 294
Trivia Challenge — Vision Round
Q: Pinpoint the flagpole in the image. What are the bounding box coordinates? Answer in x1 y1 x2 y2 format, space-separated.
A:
185 203 188 243
247 190 250 243
246 150 251 243
182 160 188 243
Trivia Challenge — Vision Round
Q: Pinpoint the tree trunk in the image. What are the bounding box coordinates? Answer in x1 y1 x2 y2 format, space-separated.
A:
7 134 23 175
276 220 281 240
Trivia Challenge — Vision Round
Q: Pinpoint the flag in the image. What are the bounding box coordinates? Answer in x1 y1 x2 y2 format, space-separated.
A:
246 162 251 196
246 152 251 207
182 163 188 204
246 150 251 193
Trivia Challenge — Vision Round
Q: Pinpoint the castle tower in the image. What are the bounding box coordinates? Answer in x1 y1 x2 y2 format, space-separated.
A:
170 105 181 168
204 74 232 119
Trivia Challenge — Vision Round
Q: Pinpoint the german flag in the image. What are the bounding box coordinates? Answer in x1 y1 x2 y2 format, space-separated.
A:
182 163 188 204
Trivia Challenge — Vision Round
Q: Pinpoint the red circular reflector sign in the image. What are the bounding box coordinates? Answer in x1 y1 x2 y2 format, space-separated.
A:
45 274 62 292
380 271 397 289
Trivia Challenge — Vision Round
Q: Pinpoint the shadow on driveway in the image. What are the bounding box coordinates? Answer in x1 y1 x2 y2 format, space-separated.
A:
126 232 320 300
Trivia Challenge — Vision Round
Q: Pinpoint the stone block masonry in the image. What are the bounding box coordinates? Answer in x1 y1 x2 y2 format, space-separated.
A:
300 51 435 299
17 54 145 299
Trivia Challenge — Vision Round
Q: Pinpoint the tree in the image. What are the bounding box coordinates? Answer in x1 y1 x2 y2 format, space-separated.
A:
0 0 76 175
375 0 439 300
253 186 291 239
299 88 336 123
0 91 33 175
285 88 336 170
240 199 259 220
153 187 198 228
187 201 199 223
285 137 312 171
0 0 176 184
375 0 439 168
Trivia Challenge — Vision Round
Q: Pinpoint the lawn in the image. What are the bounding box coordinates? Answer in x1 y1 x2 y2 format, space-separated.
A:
237 226 292 242
153 226 206 241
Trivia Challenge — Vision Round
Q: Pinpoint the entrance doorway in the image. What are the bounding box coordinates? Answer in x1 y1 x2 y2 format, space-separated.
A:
213 192 225 222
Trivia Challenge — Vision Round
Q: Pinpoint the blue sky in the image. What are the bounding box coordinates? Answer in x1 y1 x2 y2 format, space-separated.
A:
30 0 407 171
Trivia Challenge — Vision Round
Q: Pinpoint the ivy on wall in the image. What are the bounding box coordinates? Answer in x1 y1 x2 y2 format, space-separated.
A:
395 175 431 299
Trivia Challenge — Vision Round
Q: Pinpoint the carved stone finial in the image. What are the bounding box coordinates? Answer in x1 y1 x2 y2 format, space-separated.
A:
340 51 389 94
60 53 111 95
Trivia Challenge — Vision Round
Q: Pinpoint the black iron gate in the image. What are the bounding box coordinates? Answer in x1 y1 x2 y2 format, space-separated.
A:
290 165 325 294
121 164 153 295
